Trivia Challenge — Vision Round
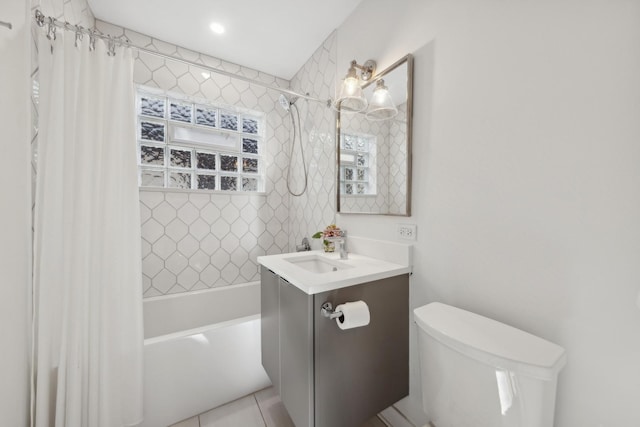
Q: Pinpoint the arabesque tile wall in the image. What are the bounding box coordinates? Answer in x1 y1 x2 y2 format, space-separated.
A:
95 20 293 297
288 32 338 248
31 4 341 298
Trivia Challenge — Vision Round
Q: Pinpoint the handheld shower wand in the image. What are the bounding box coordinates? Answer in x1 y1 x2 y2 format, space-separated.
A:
278 94 307 196
278 94 299 112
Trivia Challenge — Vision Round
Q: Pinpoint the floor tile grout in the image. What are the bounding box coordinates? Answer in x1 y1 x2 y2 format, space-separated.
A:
253 392 268 427
179 387 390 427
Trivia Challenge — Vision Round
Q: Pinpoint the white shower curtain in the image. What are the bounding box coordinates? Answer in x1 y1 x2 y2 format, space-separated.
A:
33 30 143 427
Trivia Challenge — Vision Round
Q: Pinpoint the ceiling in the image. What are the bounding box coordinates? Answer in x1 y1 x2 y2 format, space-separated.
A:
87 0 363 80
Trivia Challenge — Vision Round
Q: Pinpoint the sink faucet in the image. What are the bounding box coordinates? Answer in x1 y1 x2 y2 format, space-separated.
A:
296 237 311 252
337 232 348 260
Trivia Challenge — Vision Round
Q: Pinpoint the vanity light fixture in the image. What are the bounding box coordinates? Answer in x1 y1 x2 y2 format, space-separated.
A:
365 79 398 120
334 59 376 113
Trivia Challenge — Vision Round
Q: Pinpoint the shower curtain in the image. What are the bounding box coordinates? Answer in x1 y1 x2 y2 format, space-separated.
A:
33 30 143 427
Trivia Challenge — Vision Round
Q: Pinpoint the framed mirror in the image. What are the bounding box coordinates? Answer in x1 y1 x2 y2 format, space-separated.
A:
336 54 413 216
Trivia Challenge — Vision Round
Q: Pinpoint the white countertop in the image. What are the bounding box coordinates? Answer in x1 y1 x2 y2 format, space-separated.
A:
257 250 412 295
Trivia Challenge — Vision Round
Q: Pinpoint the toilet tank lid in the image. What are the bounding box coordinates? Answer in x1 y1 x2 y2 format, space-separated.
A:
414 303 567 380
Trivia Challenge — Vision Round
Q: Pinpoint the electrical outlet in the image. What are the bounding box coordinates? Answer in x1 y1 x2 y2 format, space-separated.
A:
397 223 417 241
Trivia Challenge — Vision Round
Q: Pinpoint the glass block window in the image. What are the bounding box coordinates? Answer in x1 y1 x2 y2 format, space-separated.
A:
140 95 165 118
196 152 216 170
197 174 216 190
220 176 237 191
220 155 238 172
243 177 258 191
242 117 259 134
220 111 238 131
140 121 164 142
170 148 191 168
340 132 376 196
243 158 258 173
170 101 192 123
140 146 164 165
242 138 258 154
137 87 265 192
170 171 191 189
196 107 216 127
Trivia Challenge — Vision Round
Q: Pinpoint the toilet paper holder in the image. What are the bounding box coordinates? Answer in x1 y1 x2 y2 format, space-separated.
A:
321 302 343 319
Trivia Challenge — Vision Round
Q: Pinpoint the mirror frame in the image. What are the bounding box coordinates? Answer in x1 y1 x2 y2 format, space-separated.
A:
336 54 414 216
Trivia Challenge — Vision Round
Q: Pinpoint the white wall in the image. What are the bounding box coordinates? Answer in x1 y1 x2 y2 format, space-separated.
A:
0 1 32 426
336 1 640 425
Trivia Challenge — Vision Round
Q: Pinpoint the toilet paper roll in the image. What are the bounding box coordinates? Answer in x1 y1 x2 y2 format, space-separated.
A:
335 301 370 330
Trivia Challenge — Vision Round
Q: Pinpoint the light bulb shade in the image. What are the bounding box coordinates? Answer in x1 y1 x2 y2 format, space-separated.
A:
335 65 368 113
365 79 398 120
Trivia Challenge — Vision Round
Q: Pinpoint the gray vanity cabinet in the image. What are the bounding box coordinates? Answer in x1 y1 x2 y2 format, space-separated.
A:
260 267 280 393
262 266 314 426
279 276 314 427
260 266 409 427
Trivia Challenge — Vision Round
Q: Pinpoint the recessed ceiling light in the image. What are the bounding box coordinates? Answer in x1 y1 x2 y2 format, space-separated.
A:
209 22 225 34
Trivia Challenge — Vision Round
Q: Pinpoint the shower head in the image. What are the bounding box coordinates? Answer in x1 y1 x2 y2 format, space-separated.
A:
278 94 298 112
278 94 290 111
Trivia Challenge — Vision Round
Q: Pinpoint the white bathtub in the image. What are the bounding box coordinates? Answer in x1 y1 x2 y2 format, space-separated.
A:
141 282 271 427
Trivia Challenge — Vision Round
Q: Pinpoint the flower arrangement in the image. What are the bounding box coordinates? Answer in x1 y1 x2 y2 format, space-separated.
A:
312 224 344 252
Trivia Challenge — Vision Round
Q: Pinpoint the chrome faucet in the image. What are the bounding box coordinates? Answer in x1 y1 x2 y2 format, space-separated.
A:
296 237 311 252
337 232 348 260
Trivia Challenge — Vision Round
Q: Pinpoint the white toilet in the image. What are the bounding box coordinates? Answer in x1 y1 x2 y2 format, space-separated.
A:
414 302 566 427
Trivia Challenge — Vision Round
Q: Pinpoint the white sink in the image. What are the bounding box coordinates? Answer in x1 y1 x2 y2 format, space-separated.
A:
284 254 352 274
258 237 412 294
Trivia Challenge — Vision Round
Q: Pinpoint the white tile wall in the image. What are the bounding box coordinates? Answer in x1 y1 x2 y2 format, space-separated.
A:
93 20 292 297
288 32 339 249
131 26 341 295
31 12 341 298
140 192 288 296
388 103 407 214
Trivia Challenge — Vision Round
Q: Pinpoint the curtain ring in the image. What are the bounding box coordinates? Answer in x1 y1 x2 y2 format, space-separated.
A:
107 38 116 57
89 30 96 51
75 26 83 47
35 10 46 27
46 19 56 40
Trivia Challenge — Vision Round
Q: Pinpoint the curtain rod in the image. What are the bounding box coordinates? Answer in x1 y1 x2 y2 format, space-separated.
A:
33 10 329 106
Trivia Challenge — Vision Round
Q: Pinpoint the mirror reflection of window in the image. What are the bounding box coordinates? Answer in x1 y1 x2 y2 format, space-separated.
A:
340 132 376 196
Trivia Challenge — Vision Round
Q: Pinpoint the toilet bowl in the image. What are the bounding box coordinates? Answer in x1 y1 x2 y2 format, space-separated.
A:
414 302 566 427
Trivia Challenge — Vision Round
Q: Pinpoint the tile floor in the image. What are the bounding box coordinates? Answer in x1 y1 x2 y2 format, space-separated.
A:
169 387 389 427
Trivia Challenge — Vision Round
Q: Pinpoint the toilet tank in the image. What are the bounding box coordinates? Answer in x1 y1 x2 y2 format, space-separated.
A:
414 303 566 427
